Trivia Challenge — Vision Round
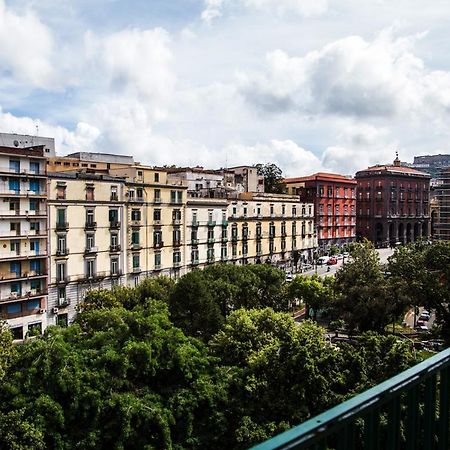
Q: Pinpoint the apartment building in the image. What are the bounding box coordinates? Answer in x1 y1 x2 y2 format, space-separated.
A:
107 165 188 281
186 197 230 267
228 193 317 270
285 173 357 250
46 171 127 326
356 157 431 246
0 144 50 339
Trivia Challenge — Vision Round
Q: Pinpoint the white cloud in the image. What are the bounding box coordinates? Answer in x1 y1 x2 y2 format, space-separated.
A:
202 0 329 23
0 0 56 88
0 106 100 154
238 29 450 120
85 27 175 122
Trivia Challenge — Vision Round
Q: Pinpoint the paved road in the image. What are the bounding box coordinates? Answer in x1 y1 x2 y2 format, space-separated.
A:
299 248 394 278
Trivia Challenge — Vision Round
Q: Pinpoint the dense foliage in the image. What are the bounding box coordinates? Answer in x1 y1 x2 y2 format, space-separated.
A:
256 163 286 194
0 262 419 449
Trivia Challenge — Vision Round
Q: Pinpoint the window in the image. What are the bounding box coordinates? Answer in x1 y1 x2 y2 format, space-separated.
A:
155 252 161 267
86 260 95 278
256 241 262 255
170 190 176 203
86 209 95 225
56 262 66 282
191 229 198 242
173 209 181 221
86 185 94 201
137 170 143 179
269 223 276 237
232 206 237 216
57 208 66 225
221 246 227 259
57 287 66 305
131 230 140 245
30 221 39 232
232 244 237 256
9 159 20 173
136 188 143 200
173 228 181 244
9 200 19 212
154 173 160 182
111 258 119 275
10 262 21 275
110 186 118 200
232 224 238 238
131 209 141 221
26 299 40 311
153 230 163 246
109 209 119 223
243 207 247 217
10 240 20 254
56 184 66 199
256 223 262 237
154 189 161 201
29 180 40 193
29 199 38 211
292 206 297 217
86 234 95 250
257 205 261 216
110 233 119 247
30 240 39 252
57 314 68 327
270 204 274 215
9 178 19 193
154 209 162 221
208 228 214 240
10 326 23 340
191 249 199 263
242 224 248 238
173 251 181 264
242 242 248 255
133 254 140 269
177 191 182 203
282 204 286 215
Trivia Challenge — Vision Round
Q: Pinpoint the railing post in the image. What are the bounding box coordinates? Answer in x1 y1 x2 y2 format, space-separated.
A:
387 397 401 450
438 366 450 450
406 385 420 450
364 409 379 450
424 374 437 450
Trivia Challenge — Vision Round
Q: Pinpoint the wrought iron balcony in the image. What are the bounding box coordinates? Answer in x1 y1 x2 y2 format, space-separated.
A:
252 348 450 450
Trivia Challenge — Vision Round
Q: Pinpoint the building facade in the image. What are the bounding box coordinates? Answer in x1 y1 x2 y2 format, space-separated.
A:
432 168 450 240
355 157 431 246
228 193 316 270
284 173 357 250
0 145 49 339
47 172 128 326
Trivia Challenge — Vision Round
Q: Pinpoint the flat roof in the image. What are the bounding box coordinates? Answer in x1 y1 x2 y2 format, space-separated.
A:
284 172 356 184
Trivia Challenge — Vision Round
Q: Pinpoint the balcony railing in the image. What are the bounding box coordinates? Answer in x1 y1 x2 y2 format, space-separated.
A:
252 348 450 450
55 221 69 231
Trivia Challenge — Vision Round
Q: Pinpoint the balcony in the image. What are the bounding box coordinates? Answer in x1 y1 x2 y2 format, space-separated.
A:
110 193 119 201
191 220 200 227
57 297 71 308
173 261 182 268
173 240 182 247
207 220 216 227
222 220 229 227
131 219 142 227
131 266 141 273
84 246 98 255
153 197 162 204
191 259 200 266
221 237 228 243
191 239 199 245
207 238 216 244
130 243 142 251
109 245 121 253
252 348 450 450
110 270 123 278
84 221 97 230
173 218 182 225
153 241 164 249
109 221 120 229
55 221 69 231
55 248 69 257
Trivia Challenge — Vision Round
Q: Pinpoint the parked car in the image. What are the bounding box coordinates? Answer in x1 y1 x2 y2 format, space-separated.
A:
327 257 338 265
285 273 293 282
419 312 430 321
317 256 330 265
416 325 429 332
336 254 344 261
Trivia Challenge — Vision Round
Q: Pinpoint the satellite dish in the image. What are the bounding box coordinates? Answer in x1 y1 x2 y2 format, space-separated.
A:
13 140 19 147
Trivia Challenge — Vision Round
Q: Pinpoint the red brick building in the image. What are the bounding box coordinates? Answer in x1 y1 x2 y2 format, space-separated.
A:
355 157 431 246
284 173 357 250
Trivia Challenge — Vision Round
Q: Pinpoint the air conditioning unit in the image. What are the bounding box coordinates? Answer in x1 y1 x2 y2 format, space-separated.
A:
9 293 18 299
52 307 59 314
39 308 45 314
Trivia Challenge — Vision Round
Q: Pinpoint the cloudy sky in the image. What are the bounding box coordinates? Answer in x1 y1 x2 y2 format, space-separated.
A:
1 0 450 176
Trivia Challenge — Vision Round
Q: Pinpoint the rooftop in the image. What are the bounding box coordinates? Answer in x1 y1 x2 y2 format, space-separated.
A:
284 172 356 184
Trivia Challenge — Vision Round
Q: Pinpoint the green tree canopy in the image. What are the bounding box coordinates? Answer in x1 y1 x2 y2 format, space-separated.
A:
256 163 286 194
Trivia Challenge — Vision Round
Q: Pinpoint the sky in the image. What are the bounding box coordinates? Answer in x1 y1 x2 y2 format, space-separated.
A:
1 0 450 176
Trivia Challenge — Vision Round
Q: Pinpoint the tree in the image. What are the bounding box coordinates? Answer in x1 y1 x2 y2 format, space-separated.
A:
0 323 15 382
209 309 345 449
288 274 330 320
168 270 224 340
0 303 227 450
388 241 450 342
333 240 403 333
256 163 286 194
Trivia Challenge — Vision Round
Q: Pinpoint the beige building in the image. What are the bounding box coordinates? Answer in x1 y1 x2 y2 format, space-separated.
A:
186 197 230 267
47 172 127 326
0 144 50 339
228 193 316 270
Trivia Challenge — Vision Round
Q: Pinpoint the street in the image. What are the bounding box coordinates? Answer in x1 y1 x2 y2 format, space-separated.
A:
299 247 394 278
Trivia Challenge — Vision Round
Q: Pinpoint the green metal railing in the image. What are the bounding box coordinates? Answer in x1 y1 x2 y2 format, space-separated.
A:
251 348 450 450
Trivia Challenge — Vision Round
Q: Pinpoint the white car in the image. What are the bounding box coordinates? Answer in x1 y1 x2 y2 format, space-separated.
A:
317 256 330 265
